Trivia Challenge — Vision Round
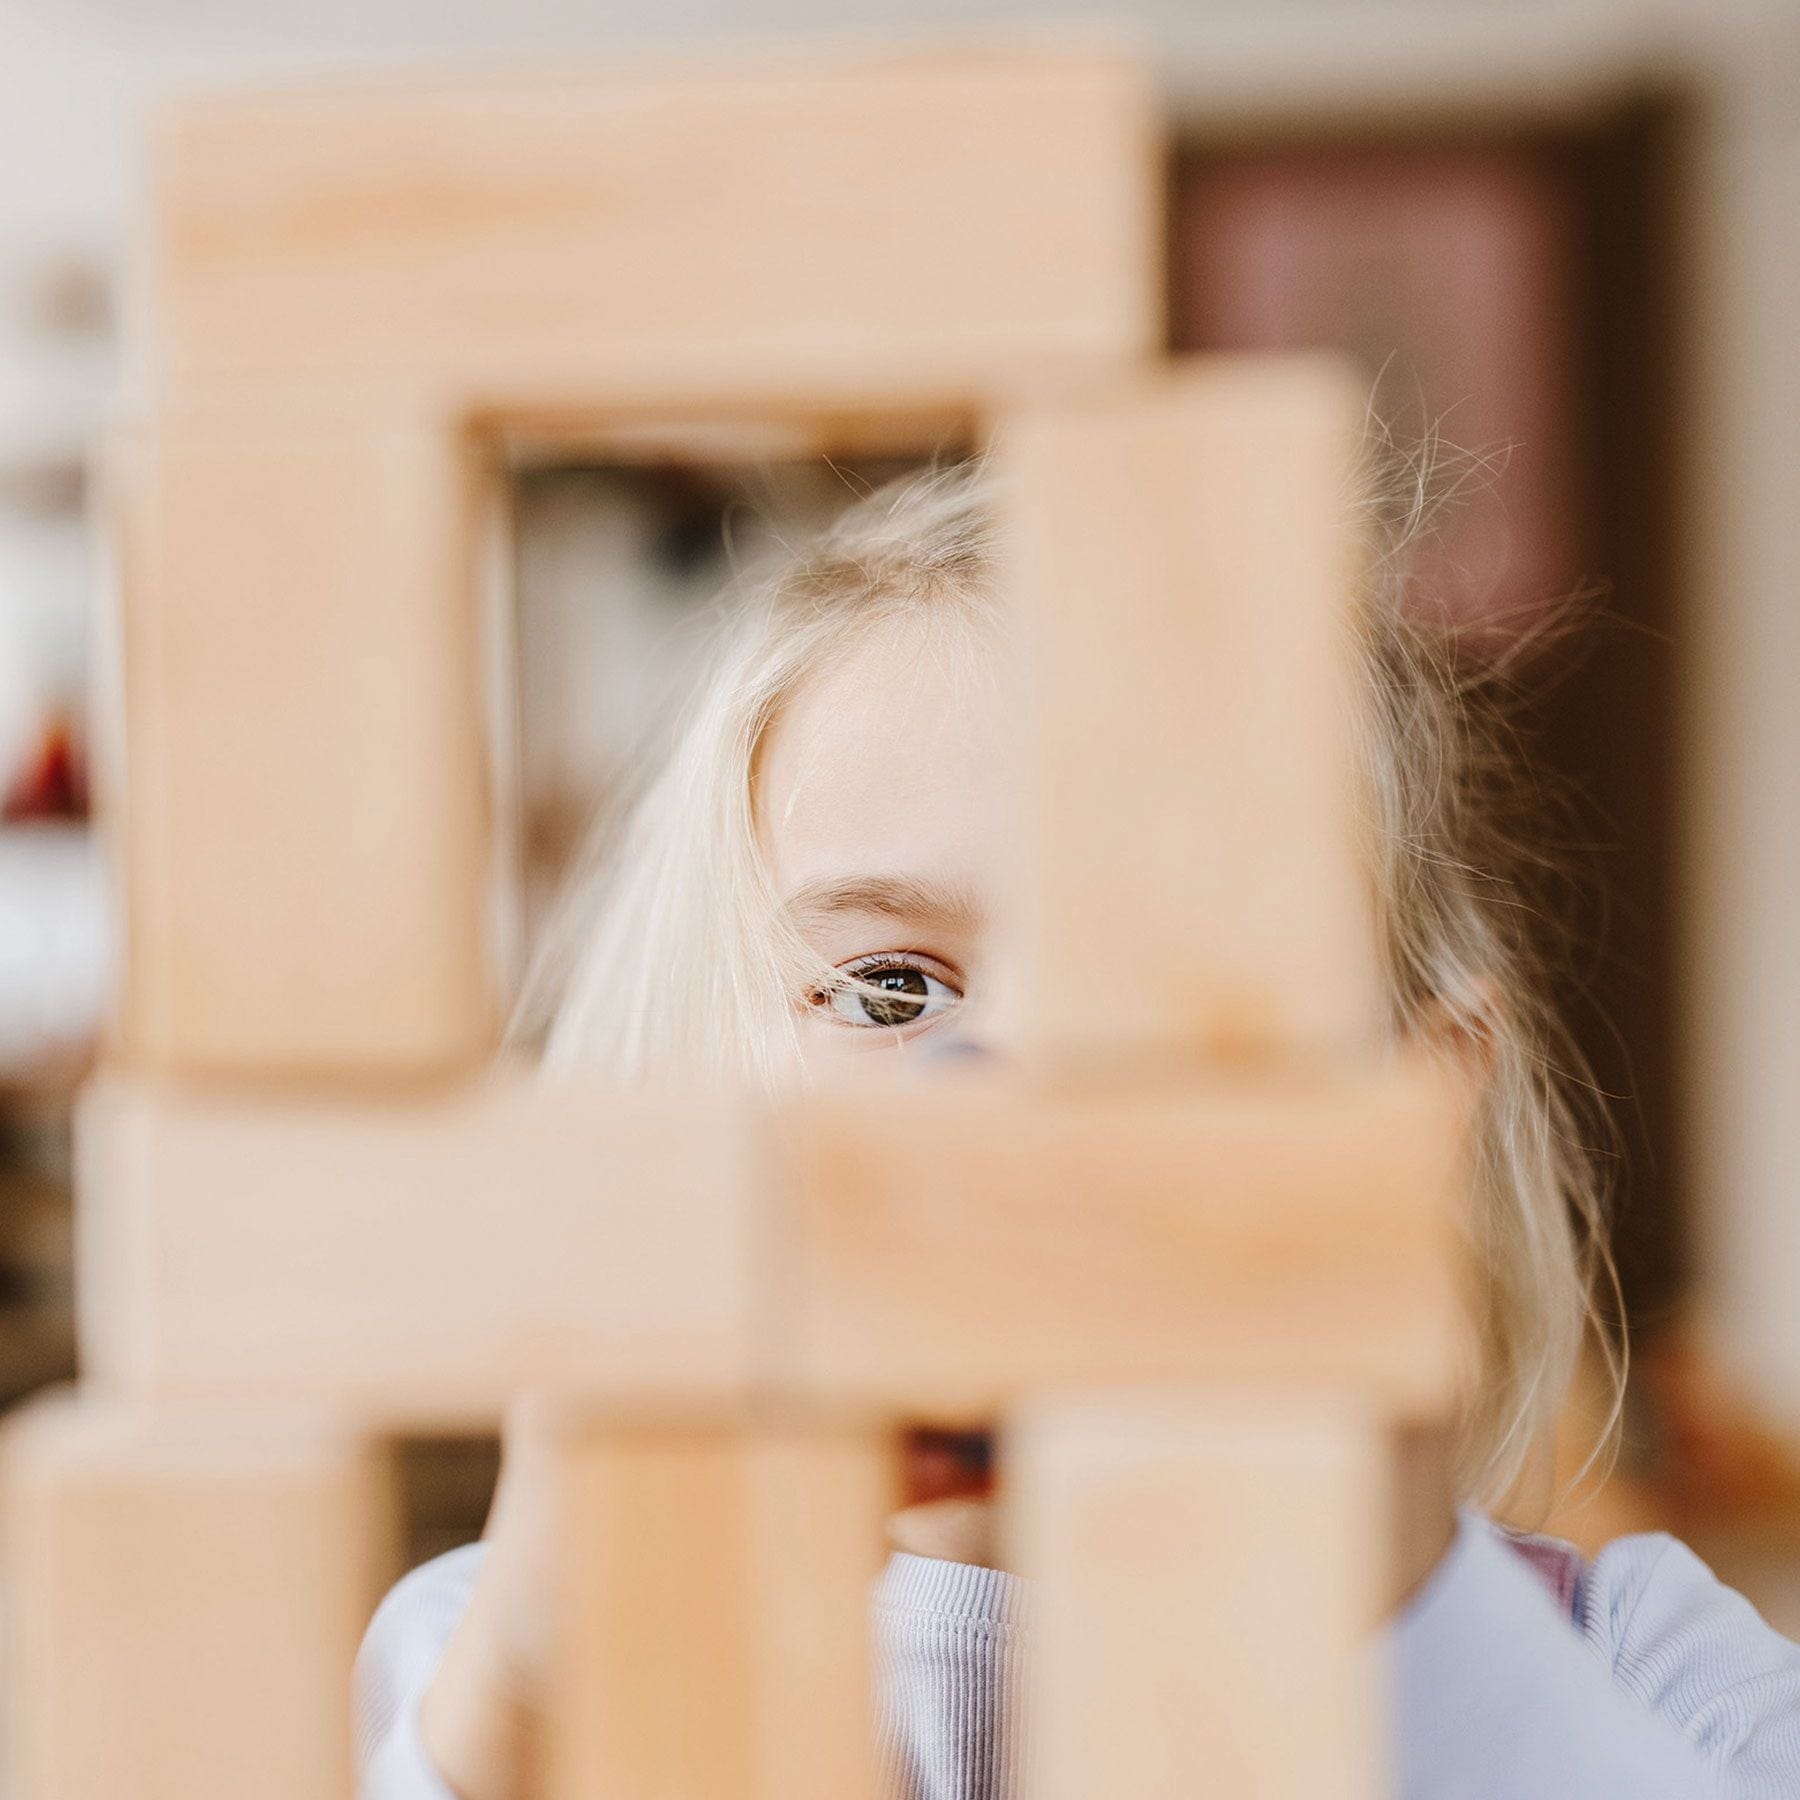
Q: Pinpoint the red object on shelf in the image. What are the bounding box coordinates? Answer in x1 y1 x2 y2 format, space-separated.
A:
3 715 87 823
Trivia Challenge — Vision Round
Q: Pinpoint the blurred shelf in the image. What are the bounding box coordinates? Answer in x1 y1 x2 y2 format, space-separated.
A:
0 821 104 1085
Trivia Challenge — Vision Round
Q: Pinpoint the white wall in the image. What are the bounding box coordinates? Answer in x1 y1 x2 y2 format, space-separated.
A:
1681 37 1800 1433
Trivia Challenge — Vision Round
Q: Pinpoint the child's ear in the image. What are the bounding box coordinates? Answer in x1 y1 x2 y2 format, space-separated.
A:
1417 975 1503 1080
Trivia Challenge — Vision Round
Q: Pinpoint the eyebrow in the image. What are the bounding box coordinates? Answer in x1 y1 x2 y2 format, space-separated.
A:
783 874 982 933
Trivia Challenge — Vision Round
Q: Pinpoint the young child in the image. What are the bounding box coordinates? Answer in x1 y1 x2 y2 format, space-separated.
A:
357 462 1800 1799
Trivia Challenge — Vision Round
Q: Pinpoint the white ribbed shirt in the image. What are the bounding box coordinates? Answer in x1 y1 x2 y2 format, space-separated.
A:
357 1513 1800 1797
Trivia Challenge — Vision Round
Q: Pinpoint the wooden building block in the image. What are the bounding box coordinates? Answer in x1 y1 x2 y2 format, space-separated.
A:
1 1390 395 1800
145 49 1161 409
111 416 494 1079
773 1057 1467 1421
76 1060 1465 1427
546 1415 895 1800
1005 1391 1386 1800
994 357 1381 1071
76 1073 761 1427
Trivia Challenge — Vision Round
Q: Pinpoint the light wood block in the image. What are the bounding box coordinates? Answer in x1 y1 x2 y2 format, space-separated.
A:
774 1056 1468 1421
76 1073 761 1427
146 49 1160 408
1 1390 395 1800
546 1416 895 1800
994 357 1381 1071
75 1062 1465 1427
1005 1390 1387 1800
111 417 494 1079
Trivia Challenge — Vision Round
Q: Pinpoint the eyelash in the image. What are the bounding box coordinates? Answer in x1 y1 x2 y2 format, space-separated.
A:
813 952 964 1031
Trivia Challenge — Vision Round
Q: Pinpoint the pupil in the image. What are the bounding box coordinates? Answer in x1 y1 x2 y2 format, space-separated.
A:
862 966 928 1027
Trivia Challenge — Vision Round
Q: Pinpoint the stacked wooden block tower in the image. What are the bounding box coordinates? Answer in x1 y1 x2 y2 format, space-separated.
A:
0 43 1467 1800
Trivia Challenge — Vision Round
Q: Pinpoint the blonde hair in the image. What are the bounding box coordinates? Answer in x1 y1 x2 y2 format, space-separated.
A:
517 455 1621 1514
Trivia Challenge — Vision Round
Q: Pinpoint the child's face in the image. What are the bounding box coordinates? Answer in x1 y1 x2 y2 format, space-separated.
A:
757 611 1003 1073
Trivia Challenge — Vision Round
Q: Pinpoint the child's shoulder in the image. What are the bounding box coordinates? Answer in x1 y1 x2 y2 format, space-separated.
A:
1574 1526 1772 1659
1557 1523 1800 1765
1486 1513 1775 1661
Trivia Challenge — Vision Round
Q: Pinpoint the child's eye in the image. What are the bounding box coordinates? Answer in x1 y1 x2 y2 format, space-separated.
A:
819 958 961 1030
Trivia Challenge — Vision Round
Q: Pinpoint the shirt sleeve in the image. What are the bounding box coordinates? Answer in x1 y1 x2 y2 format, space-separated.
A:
1391 1514 1729 1797
873 1550 1032 1800
354 1543 486 1800
1577 1530 1800 1792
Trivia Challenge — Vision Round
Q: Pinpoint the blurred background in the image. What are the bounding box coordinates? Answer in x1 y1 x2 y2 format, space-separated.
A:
1 0 1796 1592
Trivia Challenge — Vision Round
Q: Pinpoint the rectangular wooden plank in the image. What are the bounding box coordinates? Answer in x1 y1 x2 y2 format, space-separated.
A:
772 1056 1467 1421
76 1073 762 1428
146 49 1161 408
1004 1390 1387 1799
994 356 1381 1070
111 417 494 1078
546 1416 895 1800
1 1391 394 1800
76 1058 1463 1428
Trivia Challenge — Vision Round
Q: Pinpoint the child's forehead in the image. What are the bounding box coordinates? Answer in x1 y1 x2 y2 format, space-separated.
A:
755 611 1004 911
